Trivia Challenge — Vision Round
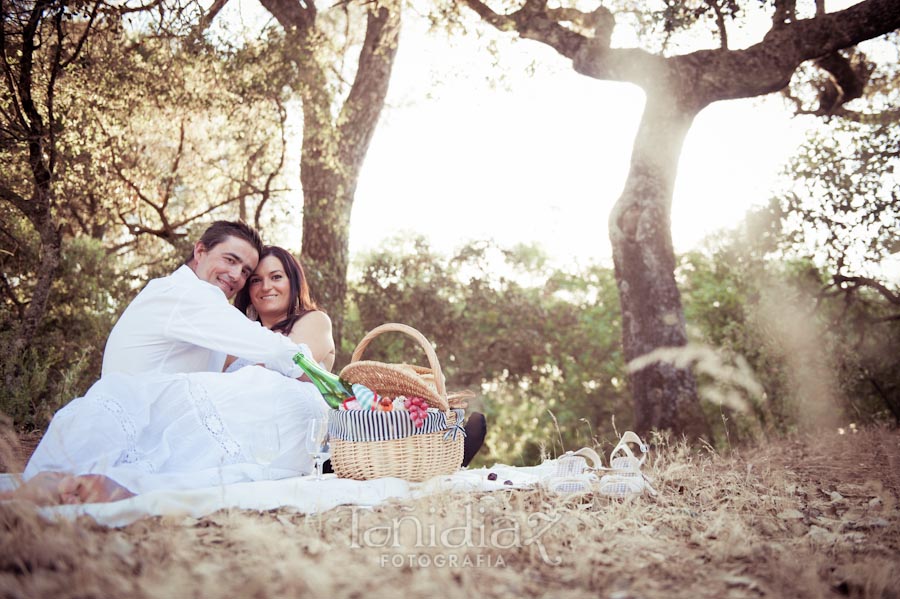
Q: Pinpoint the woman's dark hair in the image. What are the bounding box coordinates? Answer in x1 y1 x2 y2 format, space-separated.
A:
234 246 319 335
185 220 263 265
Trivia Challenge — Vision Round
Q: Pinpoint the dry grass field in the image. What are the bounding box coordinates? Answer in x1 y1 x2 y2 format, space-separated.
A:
1 426 898 599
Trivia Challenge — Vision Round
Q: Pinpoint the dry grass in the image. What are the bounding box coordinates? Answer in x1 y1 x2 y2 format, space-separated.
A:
1 426 898 599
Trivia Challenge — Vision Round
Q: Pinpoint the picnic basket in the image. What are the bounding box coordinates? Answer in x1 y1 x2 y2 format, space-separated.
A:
329 323 465 482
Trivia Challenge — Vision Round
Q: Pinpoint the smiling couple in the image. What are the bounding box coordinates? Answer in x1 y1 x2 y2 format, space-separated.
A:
8 221 335 505
7 221 484 506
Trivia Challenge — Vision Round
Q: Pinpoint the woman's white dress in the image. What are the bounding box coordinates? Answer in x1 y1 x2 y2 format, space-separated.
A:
23 362 328 495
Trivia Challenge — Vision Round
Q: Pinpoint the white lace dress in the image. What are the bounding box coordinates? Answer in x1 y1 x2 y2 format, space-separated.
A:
24 362 328 495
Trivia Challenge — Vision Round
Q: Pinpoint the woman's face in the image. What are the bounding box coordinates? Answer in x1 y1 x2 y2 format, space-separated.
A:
248 255 292 319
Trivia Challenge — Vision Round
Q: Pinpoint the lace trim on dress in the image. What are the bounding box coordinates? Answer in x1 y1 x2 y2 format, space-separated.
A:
92 394 156 472
187 378 245 464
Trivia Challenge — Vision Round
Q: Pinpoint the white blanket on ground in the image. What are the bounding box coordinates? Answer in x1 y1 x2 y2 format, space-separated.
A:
0 462 558 528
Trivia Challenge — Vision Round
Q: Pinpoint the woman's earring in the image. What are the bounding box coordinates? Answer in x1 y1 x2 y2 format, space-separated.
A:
246 305 258 321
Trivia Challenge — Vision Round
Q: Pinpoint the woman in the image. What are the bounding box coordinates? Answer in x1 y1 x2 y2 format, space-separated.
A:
5 249 332 506
232 246 335 372
237 247 486 468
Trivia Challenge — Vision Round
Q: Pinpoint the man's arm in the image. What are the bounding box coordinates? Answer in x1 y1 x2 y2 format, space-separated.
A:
165 285 307 377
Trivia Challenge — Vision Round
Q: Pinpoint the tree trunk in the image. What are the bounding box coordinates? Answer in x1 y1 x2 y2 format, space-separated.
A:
464 0 900 439
292 22 350 342
17 208 61 352
301 162 353 349
1 0 63 391
4 195 61 403
285 3 400 354
609 92 710 439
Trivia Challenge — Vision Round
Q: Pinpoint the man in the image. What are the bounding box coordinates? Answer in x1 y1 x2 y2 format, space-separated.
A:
102 220 307 378
102 219 487 468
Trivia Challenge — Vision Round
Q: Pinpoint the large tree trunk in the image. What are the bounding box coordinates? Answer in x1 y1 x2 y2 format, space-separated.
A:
1 1 64 391
260 0 400 353
609 93 710 439
4 189 62 396
300 156 354 346
16 205 62 355
463 0 900 438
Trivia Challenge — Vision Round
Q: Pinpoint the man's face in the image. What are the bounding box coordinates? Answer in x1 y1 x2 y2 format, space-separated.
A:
191 236 259 300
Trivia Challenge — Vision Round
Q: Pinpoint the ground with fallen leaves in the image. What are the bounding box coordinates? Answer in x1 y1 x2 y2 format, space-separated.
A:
1 426 898 599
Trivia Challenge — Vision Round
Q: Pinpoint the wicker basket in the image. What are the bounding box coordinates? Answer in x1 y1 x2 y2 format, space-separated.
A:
330 323 464 482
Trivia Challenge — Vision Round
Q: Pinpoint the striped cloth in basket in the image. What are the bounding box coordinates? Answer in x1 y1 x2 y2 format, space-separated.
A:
329 408 466 442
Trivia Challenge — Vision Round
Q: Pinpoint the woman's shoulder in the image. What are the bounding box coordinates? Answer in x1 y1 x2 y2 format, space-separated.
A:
287 310 332 337
297 310 332 327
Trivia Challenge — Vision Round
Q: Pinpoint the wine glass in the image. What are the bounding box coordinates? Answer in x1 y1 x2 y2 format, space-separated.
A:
305 417 331 480
251 422 281 480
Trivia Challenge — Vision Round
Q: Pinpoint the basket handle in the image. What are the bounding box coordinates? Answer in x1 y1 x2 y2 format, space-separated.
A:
350 323 446 398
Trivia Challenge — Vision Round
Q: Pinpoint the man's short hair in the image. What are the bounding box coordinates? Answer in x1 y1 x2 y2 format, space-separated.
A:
185 220 263 264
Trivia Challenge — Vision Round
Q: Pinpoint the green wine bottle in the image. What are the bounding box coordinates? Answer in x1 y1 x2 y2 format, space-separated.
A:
292 351 372 409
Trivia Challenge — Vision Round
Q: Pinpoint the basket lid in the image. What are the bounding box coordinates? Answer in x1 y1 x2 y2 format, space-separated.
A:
340 360 447 411
339 323 449 412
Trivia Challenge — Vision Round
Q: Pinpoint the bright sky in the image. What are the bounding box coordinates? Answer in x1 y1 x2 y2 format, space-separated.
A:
219 1 845 269
346 13 811 269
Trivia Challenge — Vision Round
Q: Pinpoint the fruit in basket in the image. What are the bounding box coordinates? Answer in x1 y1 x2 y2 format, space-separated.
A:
375 397 393 412
406 396 428 428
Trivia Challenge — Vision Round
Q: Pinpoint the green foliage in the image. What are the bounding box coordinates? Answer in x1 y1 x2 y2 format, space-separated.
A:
1 0 896 464
81 32 295 247
778 118 899 280
678 225 900 446
0 237 130 431
348 237 629 466
347 231 895 461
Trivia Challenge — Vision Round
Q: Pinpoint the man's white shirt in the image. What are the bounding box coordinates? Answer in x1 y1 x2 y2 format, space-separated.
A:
102 265 306 378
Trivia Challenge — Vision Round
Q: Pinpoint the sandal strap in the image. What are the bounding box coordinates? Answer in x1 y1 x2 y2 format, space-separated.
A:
570 447 603 470
609 431 648 468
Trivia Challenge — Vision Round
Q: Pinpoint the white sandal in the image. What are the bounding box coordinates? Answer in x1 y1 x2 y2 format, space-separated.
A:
598 431 657 498
547 447 603 494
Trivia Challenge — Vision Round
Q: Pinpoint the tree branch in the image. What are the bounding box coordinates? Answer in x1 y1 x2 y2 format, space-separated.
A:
254 97 289 230
171 193 252 229
462 0 588 58
47 7 65 176
160 120 187 211
0 182 35 219
338 0 400 169
705 0 728 50
194 0 231 36
19 0 53 191
772 0 797 28
468 0 900 106
812 51 868 114
830 107 900 125
463 0 661 89
0 0 28 130
258 0 315 33
116 0 165 16
60 0 101 69
685 0 900 105
833 274 900 306
0 270 26 319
